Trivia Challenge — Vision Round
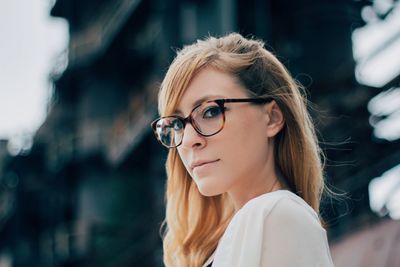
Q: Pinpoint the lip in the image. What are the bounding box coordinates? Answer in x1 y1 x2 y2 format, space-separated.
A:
191 159 220 170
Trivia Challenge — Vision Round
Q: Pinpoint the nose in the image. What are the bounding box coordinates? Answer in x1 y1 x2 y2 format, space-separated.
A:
180 122 206 149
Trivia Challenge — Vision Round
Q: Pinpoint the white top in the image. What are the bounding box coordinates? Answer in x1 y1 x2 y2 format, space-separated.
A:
203 190 334 267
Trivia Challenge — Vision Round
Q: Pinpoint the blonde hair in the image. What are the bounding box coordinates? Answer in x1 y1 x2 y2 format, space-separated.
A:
158 33 325 267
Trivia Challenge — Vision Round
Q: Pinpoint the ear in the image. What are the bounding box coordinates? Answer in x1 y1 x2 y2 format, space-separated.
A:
264 100 285 138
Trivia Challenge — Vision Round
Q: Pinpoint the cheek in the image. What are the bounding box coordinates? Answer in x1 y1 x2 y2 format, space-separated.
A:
177 148 191 173
218 113 269 175
174 112 269 196
223 112 264 152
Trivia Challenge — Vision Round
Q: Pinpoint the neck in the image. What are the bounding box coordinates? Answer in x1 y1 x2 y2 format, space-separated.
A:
228 172 284 212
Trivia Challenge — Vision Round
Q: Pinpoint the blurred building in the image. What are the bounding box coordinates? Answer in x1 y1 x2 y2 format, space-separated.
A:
331 218 400 267
0 0 399 266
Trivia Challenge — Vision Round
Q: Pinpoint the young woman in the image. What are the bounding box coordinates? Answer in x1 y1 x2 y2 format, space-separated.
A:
151 33 334 267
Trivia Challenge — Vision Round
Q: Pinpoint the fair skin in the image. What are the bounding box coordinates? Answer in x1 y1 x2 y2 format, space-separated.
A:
175 67 286 211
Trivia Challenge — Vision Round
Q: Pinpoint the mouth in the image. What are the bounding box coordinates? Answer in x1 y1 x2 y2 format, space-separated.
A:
191 159 220 171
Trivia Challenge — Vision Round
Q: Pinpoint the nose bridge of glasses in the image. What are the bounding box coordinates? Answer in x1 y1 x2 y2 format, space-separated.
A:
175 120 199 148
182 114 203 137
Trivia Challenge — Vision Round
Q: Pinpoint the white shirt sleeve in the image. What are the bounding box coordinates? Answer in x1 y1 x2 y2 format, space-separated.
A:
212 193 334 267
260 198 334 266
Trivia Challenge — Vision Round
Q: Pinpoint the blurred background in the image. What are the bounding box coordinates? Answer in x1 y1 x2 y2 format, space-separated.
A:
0 0 399 266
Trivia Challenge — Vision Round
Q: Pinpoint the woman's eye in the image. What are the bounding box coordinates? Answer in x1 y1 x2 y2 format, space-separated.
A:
203 106 222 118
172 120 182 130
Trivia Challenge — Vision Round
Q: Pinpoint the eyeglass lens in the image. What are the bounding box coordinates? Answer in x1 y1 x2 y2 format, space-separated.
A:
154 101 225 147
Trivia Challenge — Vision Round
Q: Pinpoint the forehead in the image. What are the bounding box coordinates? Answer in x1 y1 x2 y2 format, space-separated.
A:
175 67 248 115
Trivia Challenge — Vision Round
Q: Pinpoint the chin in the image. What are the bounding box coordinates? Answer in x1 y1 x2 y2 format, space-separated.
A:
196 184 223 197
199 190 220 197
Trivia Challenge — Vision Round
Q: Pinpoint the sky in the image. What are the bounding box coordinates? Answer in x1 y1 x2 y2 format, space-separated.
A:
353 0 400 220
0 0 68 142
0 0 399 218
352 1 400 142
353 1 400 88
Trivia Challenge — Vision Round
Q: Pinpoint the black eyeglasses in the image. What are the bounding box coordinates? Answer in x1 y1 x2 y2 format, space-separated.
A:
151 97 273 148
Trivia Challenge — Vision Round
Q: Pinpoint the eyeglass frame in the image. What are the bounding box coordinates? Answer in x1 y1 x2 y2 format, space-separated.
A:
150 97 274 148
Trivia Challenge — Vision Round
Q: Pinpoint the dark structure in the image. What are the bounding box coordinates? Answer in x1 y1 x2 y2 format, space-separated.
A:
0 0 399 266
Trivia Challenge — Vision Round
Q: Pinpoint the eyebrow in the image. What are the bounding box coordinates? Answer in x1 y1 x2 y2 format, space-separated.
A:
174 94 225 115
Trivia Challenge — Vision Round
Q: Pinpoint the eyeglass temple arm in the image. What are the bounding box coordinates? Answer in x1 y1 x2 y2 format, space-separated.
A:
219 97 274 104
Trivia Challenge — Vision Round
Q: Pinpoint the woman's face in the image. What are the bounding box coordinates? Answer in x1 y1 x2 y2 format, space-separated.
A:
175 67 279 198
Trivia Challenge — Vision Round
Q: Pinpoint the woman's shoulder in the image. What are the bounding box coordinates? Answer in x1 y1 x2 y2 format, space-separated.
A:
237 190 318 219
212 190 333 266
237 189 320 224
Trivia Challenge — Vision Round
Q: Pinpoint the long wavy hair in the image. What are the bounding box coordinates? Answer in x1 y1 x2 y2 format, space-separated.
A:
158 33 326 267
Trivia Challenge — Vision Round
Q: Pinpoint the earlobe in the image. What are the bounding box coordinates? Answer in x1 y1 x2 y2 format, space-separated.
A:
265 101 285 137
